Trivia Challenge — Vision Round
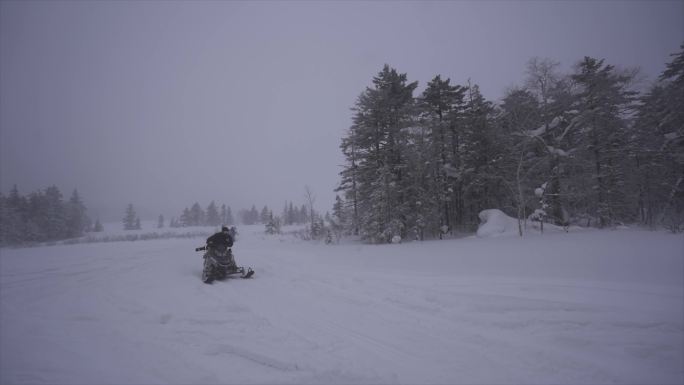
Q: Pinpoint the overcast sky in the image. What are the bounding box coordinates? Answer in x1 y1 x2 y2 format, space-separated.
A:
1 1 682 222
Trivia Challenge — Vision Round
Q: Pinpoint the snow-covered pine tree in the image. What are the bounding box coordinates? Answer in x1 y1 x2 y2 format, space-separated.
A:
2 186 26 244
340 65 417 242
337 131 360 235
570 57 637 227
264 212 280 235
180 207 191 227
65 189 89 238
123 204 137 230
417 75 468 237
42 186 66 240
206 201 220 227
189 203 205 226
632 44 684 231
459 83 500 230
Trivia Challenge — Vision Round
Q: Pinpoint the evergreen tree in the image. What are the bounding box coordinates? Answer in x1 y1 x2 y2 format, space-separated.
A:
157 214 165 229
340 65 418 242
2 185 26 244
570 57 637 227
43 185 66 239
417 75 467 236
264 212 280 235
338 130 360 235
632 44 684 231
329 196 346 240
123 204 137 230
1 185 93 244
65 189 89 238
206 201 220 226
459 83 500 230
180 207 191 227
189 202 205 226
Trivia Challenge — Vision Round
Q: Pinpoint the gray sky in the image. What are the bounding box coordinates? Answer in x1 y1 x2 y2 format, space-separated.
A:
1 1 682 221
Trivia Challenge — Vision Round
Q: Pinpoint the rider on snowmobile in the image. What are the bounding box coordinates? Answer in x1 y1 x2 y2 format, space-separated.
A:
206 226 236 268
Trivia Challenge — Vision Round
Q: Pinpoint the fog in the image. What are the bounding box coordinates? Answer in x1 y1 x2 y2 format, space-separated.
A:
1 1 681 221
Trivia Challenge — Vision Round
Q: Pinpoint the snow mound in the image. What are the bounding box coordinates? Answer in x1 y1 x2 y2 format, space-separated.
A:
477 209 519 237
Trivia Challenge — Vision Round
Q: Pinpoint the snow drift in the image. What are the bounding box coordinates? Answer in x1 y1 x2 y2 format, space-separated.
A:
477 209 568 238
477 209 520 237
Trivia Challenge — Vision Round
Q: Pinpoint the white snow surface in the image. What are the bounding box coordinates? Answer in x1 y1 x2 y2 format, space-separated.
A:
1 226 683 384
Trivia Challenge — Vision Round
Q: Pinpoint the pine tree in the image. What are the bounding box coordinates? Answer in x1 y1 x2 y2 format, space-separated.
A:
2 185 26 244
570 57 637 227
417 75 467 237
65 189 89 238
206 201 220 226
632 44 684 231
189 203 205 226
340 65 418 242
180 207 190 227
43 185 66 240
265 212 280 235
338 129 361 235
459 83 500 230
157 214 165 229
0 193 5 244
123 204 137 230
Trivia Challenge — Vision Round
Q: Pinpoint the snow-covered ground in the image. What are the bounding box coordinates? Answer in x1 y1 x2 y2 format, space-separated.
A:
1 225 682 384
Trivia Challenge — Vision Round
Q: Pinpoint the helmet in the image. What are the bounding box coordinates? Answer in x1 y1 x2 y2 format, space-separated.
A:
221 226 229 232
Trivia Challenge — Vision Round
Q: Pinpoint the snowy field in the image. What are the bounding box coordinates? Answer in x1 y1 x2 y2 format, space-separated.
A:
1 225 682 384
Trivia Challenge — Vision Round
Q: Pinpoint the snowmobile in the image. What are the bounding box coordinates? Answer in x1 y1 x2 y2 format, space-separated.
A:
195 244 254 283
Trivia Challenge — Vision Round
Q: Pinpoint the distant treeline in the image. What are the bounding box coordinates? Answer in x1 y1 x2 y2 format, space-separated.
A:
333 46 684 242
167 201 314 228
0 185 101 246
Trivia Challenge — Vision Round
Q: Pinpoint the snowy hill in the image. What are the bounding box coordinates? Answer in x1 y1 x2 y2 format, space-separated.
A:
1 226 682 384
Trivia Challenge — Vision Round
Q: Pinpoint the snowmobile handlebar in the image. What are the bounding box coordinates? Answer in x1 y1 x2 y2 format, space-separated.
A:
195 245 232 252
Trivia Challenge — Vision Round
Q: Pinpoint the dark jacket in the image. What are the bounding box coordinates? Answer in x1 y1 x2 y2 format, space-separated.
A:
206 231 234 248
